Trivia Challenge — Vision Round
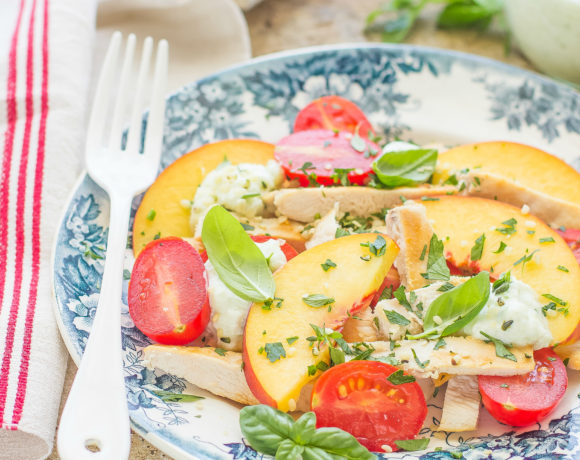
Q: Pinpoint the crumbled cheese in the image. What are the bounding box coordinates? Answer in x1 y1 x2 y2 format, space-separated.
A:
521 204 530 215
189 160 283 229
525 220 537 228
205 239 287 351
462 277 552 349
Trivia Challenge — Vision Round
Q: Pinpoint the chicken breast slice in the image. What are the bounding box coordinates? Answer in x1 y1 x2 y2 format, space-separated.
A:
459 170 580 229
305 203 339 250
342 278 467 342
384 201 434 290
438 376 481 432
142 345 312 411
366 337 534 379
264 185 455 223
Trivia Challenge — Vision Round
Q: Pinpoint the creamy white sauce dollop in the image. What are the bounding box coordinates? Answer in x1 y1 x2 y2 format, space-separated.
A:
462 276 552 350
205 239 287 351
190 160 284 229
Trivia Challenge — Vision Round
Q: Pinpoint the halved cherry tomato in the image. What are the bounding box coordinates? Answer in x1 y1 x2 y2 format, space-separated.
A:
275 129 379 187
128 237 210 345
311 361 427 452
556 228 580 264
479 348 567 427
199 235 298 263
294 95 375 138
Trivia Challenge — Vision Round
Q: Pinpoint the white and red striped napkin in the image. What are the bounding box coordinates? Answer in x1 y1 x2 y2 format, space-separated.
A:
0 0 97 458
0 0 252 458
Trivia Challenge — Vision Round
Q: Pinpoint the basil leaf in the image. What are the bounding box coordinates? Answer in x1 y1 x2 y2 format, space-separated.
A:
410 271 490 339
308 427 376 460
372 148 438 188
395 438 430 451
303 294 335 308
384 309 411 326
437 2 495 29
151 391 205 403
480 331 517 362
276 440 303 460
202 206 275 302
240 405 295 456
291 412 317 445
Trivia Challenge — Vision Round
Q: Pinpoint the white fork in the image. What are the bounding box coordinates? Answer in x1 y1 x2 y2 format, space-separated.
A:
57 32 168 460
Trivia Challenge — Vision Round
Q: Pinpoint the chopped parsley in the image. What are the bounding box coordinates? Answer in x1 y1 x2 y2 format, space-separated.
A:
241 193 260 199
421 233 450 281
542 293 567 306
387 369 416 385
434 337 446 350
214 348 227 356
442 174 458 186
557 265 569 272
360 255 371 261
264 342 286 363
412 348 430 368
496 218 517 235
539 237 555 244
321 259 337 271
513 249 539 271
384 309 410 326
286 336 299 345
146 209 156 221
394 285 413 312
302 294 335 308
240 223 255 231
419 244 427 261
480 332 516 362
493 241 507 254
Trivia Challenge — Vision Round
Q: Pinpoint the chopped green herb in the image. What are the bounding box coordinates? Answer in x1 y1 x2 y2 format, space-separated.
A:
470 233 486 261
373 316 381 330
542 293 567 306
387 369 416 385
360 255 371 261
369 234 387 256
493 241 507 254
395 438 430 452
335 227 350 238
123 269 131 280
394 285 413 311
153 232 161 240
350 132 366 153
412 348 430 368
264 342 286 363
501 320 513 330
437 282 455 292
527 230 536 235
539 237 555 244
384 309 411 326
442 174 458 186
146 209 157 221
241 223 255 231
434 337 446 350
307 365 317 376
493 271 511 295
419 244 427 261
214 348 227 356
302 294 335 308
496 218 517 235
241 193 260 199
500 384 509 388
557 265 569 272
513 249 539 271
321 259 337 271
421 233 451 281
286 336 299 345
480 332 516 362
421 196 439 201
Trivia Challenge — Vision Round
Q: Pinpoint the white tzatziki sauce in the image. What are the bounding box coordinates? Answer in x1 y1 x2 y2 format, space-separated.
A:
205 239 287 351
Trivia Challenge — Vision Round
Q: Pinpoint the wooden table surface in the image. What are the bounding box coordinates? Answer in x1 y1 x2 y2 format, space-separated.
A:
49 0 535 458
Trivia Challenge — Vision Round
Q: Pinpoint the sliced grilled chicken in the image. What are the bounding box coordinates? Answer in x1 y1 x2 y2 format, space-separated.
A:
367 337 534 379
305 203 339 250
459 170 580 229
263 185 455 223
143 345 313 411
342 278 467 342
384 201 435 290
438 376 481 432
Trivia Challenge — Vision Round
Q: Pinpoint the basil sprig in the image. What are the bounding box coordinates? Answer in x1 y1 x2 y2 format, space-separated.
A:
240 405 376 460
408 271 490 340
372 148 438 188
202 206 275 302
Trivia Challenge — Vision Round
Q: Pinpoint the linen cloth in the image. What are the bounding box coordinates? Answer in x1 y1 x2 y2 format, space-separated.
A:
0 0 97 458
0 0 252 458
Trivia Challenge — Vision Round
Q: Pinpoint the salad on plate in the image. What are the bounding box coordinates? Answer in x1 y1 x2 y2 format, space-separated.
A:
126 96 580 457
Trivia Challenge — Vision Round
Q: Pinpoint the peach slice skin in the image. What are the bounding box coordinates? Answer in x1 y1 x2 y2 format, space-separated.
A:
422 196 580 345
242 233 398 412
132 139 275 256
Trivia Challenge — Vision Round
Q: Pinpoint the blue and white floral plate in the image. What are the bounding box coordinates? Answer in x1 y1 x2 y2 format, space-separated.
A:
52 44 580 459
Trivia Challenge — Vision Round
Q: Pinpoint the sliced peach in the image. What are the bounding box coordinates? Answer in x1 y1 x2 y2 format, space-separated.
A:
133 139 275 255
433 141 580 206
242 233 398 411
422 196 580 345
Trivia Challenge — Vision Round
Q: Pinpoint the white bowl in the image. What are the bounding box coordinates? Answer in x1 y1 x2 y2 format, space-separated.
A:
505 0 580 84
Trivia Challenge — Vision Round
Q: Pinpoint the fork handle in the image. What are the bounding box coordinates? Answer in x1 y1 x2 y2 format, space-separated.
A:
58 193 133 460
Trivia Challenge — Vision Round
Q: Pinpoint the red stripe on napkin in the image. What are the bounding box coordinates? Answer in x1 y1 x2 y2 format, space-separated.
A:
13 0 49 425
0 0 25 318
0 0 36 421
